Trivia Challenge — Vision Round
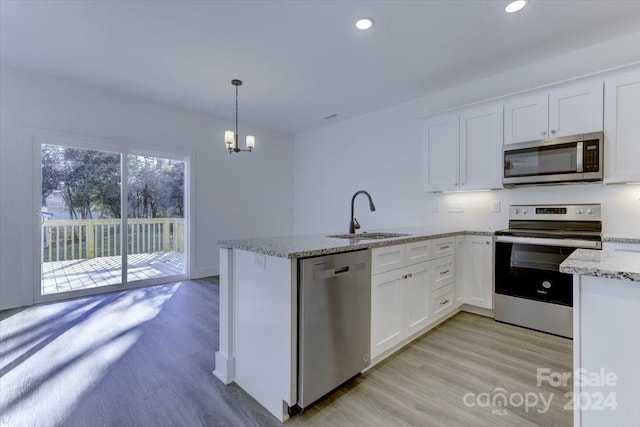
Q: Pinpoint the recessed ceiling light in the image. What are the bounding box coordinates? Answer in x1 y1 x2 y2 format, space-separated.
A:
355 17 374 30
505 0 527 13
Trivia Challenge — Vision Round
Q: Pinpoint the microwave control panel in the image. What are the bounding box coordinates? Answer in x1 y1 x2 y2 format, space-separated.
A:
583 140 600 172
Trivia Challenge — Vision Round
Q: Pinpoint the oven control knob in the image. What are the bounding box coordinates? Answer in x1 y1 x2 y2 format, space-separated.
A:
586 208 593 215
542 281 552 289
514 208 520 214
576 208 584 215
522 208 529 214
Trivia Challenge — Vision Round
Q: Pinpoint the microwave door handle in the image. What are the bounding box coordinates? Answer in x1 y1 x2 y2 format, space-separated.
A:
576 141 584 173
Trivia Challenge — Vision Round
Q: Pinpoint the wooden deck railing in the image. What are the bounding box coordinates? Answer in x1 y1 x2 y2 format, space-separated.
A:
41 218 184 262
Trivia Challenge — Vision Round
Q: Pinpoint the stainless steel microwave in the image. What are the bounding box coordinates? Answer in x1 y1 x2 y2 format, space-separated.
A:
503 132 603 187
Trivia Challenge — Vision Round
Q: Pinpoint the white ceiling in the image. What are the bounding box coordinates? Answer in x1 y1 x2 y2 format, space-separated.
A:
1 1 639 134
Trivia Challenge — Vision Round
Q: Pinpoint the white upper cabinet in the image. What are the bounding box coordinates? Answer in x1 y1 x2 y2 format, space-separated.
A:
604 70 640 184
549 81 603 138
423 113 460 192
423 103 503 192
459 104 503 191
504 93 549 144
504 80 603 145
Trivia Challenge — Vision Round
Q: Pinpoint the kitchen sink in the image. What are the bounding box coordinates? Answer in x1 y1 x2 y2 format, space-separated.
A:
327 232 411 240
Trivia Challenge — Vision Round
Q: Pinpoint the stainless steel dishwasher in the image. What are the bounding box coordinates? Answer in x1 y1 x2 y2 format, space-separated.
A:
297 249 371 409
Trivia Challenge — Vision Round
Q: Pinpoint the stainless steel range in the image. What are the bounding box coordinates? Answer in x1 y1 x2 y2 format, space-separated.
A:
494 204 602 338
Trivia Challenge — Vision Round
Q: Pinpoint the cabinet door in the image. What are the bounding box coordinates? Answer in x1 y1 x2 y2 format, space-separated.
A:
504 93 549 144
463 236 494 309
371 269 403 358
604 70 640 184
454 236 465 307
403 262 431 337
423 113 460 191
459 104 503 190
548 80 603 138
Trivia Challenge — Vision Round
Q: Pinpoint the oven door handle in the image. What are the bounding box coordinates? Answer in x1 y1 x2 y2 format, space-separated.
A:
495 235 601 249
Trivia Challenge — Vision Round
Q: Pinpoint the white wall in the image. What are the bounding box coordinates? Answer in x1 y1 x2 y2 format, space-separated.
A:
293 32 640 236
0 66 294 310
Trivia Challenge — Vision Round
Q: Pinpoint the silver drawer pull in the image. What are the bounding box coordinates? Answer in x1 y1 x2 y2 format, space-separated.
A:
440 269 450 275
440 299 450 306
439 245 450 250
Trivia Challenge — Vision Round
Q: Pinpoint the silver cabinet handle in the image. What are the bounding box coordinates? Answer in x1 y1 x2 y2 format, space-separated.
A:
542 131 547 136
440 269 450 275
439 245 450 250
485 241 490 245
441 299 450 306
551 130 556 134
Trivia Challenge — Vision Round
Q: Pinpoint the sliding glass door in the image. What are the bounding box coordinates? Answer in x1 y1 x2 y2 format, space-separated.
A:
39 142 187 298
126 154 186 282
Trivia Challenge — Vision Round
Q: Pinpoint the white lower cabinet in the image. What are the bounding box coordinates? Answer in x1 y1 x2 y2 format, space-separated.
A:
459 235 494 309
371 258 431 358
403 262 433 337
371 234 495 361
371 269 404 355
371 239 457 360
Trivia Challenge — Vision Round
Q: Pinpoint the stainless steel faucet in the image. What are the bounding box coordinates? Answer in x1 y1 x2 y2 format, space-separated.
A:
349 190 376 234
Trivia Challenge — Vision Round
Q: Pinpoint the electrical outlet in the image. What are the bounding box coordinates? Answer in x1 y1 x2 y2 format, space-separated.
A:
448 202 464 213
254 254 266 270
491 200 501 213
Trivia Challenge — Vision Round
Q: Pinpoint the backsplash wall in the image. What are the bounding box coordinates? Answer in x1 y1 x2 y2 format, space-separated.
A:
432 184 640 236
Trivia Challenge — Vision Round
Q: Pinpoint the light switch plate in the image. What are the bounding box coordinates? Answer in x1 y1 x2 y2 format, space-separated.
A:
491 200 501 213
449 202 464 213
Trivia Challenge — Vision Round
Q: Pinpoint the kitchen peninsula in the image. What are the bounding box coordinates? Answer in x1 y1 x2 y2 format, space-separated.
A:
214 228 493 421
560 249 640 427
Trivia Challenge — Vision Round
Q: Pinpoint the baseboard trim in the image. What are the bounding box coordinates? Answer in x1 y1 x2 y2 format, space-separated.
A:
194 266 218 279
213 351 235 385
460 304 494 318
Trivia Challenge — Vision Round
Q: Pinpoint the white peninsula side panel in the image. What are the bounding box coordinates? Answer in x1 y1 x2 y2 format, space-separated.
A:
574 275 640 427
215 248 297 422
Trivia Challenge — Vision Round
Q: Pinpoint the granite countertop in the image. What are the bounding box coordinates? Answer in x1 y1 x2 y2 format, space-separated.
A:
560 249 640 282
217 227 495 259
602 234 640 244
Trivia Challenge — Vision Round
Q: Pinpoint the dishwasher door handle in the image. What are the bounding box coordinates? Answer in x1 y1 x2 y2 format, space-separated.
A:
314 262 366 280
334 266 350 275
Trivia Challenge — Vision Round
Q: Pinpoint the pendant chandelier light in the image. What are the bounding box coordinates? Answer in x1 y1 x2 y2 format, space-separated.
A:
224 79 255 154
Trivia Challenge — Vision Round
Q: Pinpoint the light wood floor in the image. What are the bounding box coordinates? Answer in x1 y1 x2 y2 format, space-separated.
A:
41 251 185 295
0 278 572 426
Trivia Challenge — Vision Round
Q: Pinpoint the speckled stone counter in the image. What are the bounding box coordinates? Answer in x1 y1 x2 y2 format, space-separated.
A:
602 235 640 244
218 228 495 259
560 249 640 282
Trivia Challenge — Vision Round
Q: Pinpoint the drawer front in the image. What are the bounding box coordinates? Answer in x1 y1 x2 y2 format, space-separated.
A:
433 284 454 318
371 245 405 275
405 241 432 266
432 255 455 290
432 237 455 258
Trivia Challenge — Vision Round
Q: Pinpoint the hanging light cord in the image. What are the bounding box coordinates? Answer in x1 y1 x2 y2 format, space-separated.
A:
235 84 239 142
